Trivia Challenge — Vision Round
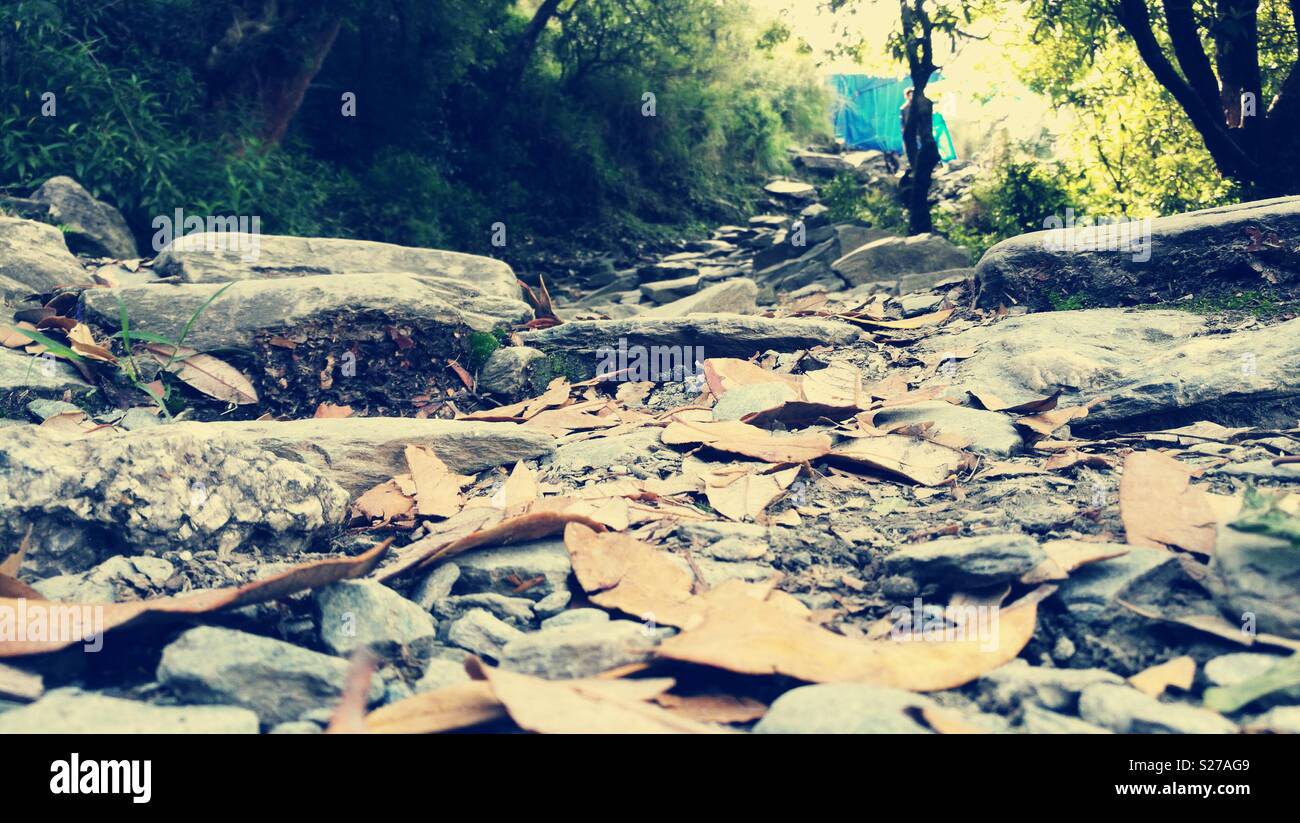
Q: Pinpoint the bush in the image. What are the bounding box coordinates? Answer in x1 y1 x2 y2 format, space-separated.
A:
937 158 1075 258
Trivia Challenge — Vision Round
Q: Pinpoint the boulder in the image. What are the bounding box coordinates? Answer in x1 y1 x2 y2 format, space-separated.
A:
0 347 92 399
500 619 658 679
153 232 520 299
524 315 860 380
157 626 384 725
918 309 1300 433
833 233 969 285
478 346 549 400
314 580 438 655
883 533 1045 589
158 418 554 495
640 278 759 318
975 195 1300 310
0 426 350 579
29 176 138 259
83 271 532 351
0 216 92 301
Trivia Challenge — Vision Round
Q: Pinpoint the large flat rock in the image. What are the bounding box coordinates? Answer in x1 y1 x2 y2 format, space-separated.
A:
920 309 1300 433
833 233 969 285
83 271 532 351
153 232 521 299
524 315 860 379
0 689 259 733
0 216 92 301
161 418 555 494
0 426 350 579
975 195 1300 310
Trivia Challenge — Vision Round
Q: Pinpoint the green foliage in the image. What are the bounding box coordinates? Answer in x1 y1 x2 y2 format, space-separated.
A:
0 0 829 257
466 332 503 373
820 174 908 233
936 155 1074 257
1231 487 1300 546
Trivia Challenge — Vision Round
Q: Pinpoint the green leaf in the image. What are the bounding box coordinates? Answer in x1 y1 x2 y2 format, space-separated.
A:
1203 654 1300 713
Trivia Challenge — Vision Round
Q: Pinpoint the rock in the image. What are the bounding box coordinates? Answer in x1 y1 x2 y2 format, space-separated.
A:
883 533 1045 589
269 721 322 734
415 659 471 693
1204 652 1295 688
640 278 759 318
26 399 82 421
541 608 611 630
833 234 969 285
446 609 525 659
411 562 460 610
753 240 843 292
1055 547 1175 618
549 428 667 471
33 555 174 603
1019 704 1112 734
0 689 258 733
1213 459 1300 481
1246 706 1300 733
524 315 860 380
918 308 1300 433
975 195 1300 310
157 626 383 725
1078 683 1237 733
0 348 91 398
478 347 548 400
872 401 1023 456
754 683 935 734
0 426 349 579
84 272 531 352
153 232 519 296
832 224 894 257
897 267 972 295
500 619 658 679
452 538 572 601
712 382 800 421
433 593 535 627
0 216 93 301
534 590 571 616
980 660 1124 712
314 580 438 655
1207 523 1300 637
29 176 138 258
763 179 818 202
897 292 945 317
155 418 554 495
640 275 701 303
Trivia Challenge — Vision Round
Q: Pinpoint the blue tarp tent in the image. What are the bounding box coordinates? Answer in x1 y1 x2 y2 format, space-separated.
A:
830 74 956 162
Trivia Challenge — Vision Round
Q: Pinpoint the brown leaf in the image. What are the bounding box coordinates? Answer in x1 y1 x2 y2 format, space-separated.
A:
365 681 506 733
313 403 353 419
466 658 724 733
854 308 953 330
564 523 700 628
0 661 43 702
325 650 377 734
1021 539 1130 583
0 540 392 657
66 323 117 364
1 322 37 349
0 525 31 578
350 480 415 525
969 390 1060 414
830 434 966 486
651 692 767 724
499 460 540 510
661 419 832 463
1119 451 1219 554
405 445 472 518
1016 403 1092 437
657 580 1053 691
1043 449 1117 472
704 465 800 521
1128 655 1196 698
143 343 258 405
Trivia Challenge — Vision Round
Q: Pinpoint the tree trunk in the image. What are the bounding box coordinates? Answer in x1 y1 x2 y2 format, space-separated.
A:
899 0 940 235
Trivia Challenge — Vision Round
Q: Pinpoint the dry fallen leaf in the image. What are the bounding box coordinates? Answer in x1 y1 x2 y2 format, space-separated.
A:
325 650 377 734
704 465 800 521
314 403 353 419
1128 655 1196 698
830 434 966 486
657 580 1053 691
0 540 391 657
564 523 700 628
661 419 832 463
652 692 767 724
350 479 415 526
143 343 258 405
365 681 506 733
499 460 541 510
404 445 471 518
1119 451 1219 554
466 658 724 734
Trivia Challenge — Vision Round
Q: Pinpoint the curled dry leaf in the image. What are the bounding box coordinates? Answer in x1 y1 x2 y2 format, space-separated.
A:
404 445 472 518
0 539 392 657
661 419 832 463
143 343 258 405
66 323 116 364
564 523 700 628
656 580 1054 691
830 434 966 486
704 465 801 521
350 479 415 526
366 681 506 734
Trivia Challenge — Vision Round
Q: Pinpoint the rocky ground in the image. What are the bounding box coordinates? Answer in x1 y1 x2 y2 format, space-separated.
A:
1 170 1299 734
